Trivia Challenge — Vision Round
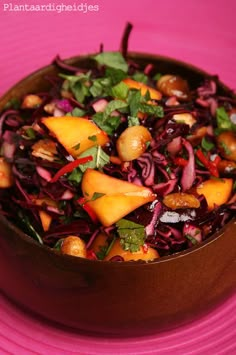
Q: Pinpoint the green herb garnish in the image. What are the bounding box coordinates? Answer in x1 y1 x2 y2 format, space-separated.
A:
139 103 164 117
60 72 91 103
103 99 128 119
132 72 148 84
72 142 81 150
216 107 236 132
153 73 162 81
68 168 83 184
128 115 140 127
18 211 43 244
185 234 198 245
220 141 231 155
88 135 97 142
90 192 106 201
93 112 121 135
93 52 128 73
67 107 86 117
54 239 64 251
25 128 36 139
78 146 110 172
116 219 146 252
111 81 129 100
201 137 215 151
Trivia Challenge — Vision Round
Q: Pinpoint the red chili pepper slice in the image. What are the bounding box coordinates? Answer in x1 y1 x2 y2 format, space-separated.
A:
142 244 149 254
77 197 98 223
50 155 93 183
174 157 188 167
196 149 219 177
86 249 98 260
212 155 221 167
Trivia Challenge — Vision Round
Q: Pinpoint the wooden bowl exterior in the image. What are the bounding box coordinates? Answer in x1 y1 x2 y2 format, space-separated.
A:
0 53 235 335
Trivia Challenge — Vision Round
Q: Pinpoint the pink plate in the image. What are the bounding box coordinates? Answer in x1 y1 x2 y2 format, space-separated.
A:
0 0 236 353
0 293 236 354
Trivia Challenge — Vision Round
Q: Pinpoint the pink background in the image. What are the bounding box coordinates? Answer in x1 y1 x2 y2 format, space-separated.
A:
0 0 236 353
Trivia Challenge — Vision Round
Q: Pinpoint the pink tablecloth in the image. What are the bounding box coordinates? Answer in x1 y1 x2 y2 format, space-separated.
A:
0 0 236 353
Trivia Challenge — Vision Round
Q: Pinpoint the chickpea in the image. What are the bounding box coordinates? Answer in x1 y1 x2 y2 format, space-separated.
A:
217 131 236 161
187 126 210 146
21 94 43 109
172 113 196 127
32 139 57 162
218 160 236 175
61 236 87 258
157 75 190 101
0 158 14 188
116 126 152 161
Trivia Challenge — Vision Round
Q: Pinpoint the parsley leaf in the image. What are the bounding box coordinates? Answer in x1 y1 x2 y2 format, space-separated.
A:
153 73 162 81
116 219 146 252
78 146 110 172
66 107 86 117
25 128 36 139
90 192 106 201
92 112 121 135
128 90 142 117
139 103 164 117
132 72 148 84
93 52 128 73
185 234 198 245
128 116 140 127
89 77 111 97
18 211 43 245
216 107 236 132
91 100 127 135
88 135 97 142
54 239 64 251
96 245 108 260
68 168 83 184
60 73 91 103
72 142 81 150
89 80 103 97
201 137 215 151
111 81 129 100
105 67 127 85
219 141 231 155
103 100 128 119
4 97 21 110
233 180 236 191
127 89 164 118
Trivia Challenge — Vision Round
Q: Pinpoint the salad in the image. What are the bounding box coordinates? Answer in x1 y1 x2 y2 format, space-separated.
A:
0 24 235 262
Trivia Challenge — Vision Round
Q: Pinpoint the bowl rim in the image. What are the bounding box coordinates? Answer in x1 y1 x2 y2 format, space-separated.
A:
0 51 235 266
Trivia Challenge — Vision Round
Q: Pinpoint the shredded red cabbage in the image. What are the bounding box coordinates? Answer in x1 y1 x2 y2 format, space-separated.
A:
0 36 235 261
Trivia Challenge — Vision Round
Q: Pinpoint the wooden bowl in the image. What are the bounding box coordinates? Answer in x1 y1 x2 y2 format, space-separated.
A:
0 53 235 336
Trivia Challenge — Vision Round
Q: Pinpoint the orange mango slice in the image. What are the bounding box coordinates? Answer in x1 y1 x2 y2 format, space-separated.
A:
122 78 162 100
81 169 156 226
196 178 233 210
34 197 58 231
42 116 109 157
104 239 159 261
81 168 152 199
86 191 155 227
